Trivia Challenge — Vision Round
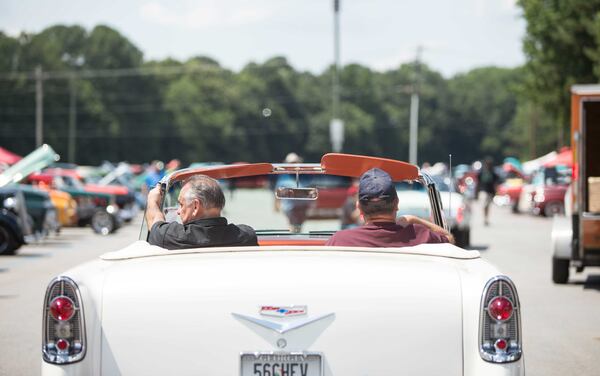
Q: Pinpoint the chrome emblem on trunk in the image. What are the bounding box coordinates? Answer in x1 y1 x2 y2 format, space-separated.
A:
232 312 335 334
259 305 307 317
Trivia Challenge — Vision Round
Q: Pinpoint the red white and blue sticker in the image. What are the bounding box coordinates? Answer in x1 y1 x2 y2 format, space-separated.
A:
260 305 307 317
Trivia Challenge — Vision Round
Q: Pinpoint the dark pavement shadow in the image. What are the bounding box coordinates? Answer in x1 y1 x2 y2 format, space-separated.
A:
572 275 600 291
582 275 600 291
467 244 489 251
13 252 49 258
0 268 8 272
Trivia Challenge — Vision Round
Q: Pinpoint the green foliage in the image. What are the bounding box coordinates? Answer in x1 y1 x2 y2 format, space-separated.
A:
0 22 561 167
518 0 600 148
444 67 523 163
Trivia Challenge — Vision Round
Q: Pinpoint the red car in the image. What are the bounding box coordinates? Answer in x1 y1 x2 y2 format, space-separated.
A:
518 166 570 216
495 164 527 213
275 174 352 219
307 176 353 219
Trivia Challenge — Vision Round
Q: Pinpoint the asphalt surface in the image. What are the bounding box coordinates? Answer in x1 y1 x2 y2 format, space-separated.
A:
0 190 599 375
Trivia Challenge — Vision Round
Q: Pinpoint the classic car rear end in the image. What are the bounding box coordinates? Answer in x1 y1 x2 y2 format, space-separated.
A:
42 244 523 376
41 154 523 375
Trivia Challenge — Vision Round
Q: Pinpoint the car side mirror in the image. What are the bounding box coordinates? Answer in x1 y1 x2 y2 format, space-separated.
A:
275 187 319 200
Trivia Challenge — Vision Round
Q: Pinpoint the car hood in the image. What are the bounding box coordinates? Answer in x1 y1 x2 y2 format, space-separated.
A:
77 242 481 375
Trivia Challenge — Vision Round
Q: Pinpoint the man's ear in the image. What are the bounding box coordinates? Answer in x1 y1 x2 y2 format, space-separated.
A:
192 199 202 215
355 200 365 222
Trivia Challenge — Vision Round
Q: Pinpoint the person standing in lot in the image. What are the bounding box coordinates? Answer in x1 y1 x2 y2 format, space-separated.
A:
477 157 500 226
275 152 311 233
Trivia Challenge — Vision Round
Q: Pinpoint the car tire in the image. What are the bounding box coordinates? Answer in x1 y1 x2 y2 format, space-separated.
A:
0 225 18 256
461 229 470 247
452 228 470 248
544 201 564 217
91 210 116 236
552 257 569 284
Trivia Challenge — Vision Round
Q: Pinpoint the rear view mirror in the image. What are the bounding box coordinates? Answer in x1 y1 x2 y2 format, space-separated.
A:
275 187 319 200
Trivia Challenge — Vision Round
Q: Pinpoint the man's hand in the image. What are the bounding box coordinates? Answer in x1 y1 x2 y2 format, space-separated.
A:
399 215 455 245
145 184 165 231
147 184 163 205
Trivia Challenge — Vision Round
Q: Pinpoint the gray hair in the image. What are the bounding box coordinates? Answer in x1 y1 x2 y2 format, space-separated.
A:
183 175 225 210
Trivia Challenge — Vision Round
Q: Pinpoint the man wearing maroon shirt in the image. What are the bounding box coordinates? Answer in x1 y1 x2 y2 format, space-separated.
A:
326 168 454 247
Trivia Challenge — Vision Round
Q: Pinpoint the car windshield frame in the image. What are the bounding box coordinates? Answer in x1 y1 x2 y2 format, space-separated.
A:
138 154 447 241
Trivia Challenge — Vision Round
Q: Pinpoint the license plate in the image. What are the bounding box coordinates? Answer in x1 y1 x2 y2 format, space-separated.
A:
240 352 322 376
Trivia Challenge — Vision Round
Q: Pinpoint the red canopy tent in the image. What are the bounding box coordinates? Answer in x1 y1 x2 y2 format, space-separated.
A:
0 147 22 165
544 147 572 168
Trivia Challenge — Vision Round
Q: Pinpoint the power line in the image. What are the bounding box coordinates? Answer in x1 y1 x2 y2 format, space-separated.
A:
0 64 223 81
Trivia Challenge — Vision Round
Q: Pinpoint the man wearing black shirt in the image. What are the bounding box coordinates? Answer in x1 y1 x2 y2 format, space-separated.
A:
145 175 258 249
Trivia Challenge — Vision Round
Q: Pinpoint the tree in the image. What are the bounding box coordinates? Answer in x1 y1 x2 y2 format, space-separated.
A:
518 0 600 147
444 67 523 164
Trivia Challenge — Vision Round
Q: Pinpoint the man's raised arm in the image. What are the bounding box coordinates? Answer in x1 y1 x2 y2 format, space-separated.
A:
145 184 165 230
398 214 455 244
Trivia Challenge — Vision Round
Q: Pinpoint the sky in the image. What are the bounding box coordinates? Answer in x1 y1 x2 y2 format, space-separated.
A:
0 0 526 77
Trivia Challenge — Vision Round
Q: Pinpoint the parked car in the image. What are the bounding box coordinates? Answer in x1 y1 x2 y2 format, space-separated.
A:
494 164 527 213
229 162 270 189
518 166 570 216
28 172 121 235
43 168 138 223
0 184 59 249
456 168 478 201
395 175 472 247
304 174 352 219
45 189 77 228
41 153 523 375
0 144 62 242
0 191 27 255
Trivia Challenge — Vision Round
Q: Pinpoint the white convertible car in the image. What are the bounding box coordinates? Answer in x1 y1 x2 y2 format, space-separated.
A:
41 153 524 376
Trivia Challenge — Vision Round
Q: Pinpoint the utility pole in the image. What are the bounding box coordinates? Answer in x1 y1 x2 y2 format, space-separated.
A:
529 102 538 160
35 66 43 147
332 0 341 121
68 74 77 163
408 46 422 165
330 0 344 152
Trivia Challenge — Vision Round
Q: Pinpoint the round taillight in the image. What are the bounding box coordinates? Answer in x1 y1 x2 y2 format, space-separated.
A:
495 338 508 351
50 296 75 321
488 296 513 321
56 338 69 351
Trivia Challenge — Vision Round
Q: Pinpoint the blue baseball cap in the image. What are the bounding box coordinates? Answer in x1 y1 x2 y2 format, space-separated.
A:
358 168 398 202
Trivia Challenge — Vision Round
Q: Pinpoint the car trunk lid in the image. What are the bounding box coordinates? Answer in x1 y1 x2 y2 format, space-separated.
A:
100 249 466 376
